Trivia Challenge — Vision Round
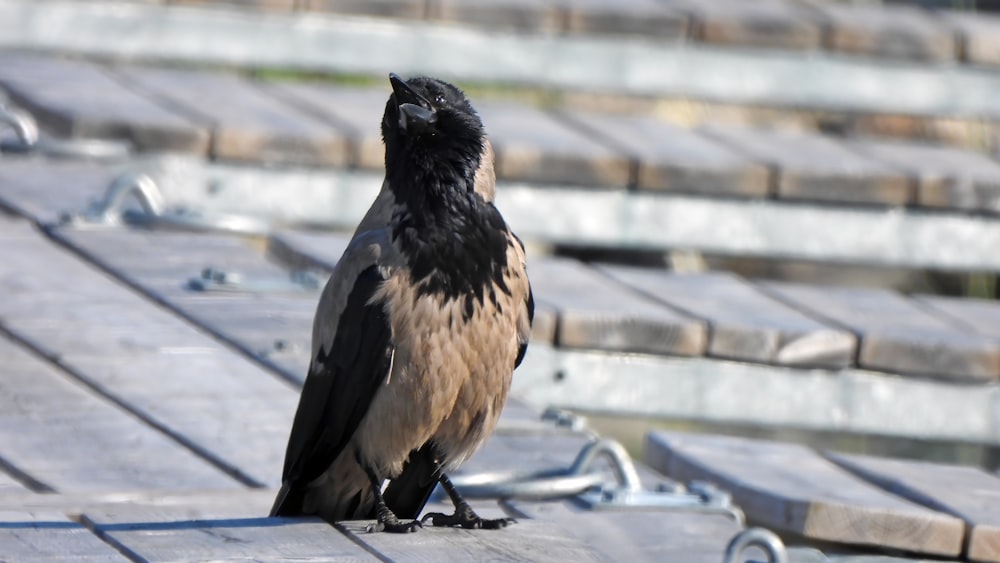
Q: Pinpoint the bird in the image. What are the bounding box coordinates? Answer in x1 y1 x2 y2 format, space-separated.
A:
270 73 533 534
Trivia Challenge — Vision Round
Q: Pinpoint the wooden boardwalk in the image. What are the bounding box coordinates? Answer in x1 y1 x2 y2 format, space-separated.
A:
3 1 1000 560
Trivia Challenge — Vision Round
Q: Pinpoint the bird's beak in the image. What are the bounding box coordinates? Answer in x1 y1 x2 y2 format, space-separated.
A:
389 73 437 135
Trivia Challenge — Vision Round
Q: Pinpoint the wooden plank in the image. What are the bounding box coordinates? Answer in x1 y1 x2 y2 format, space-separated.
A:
338 518 606 562
660 0 821 50
644 431 965 556
115 66 350 166
0 158 118 225
306 0 426 18
505 501 741 563
600 267 856 367
762 281 1000 382
531 258 706 356
476 101 631 188
704 125 912 206
82 502 375 562
0 218 298 488
169 0 297 9
0 511 126 562
828 452 1000 563
812 2 957 62
559 111 769 196
944 10 1000 66
427 0 565 34
0 335 241 492
917 295 1000 342
266 83 387 170
846 138 1000 214
0 53 208 153
564 0 688 38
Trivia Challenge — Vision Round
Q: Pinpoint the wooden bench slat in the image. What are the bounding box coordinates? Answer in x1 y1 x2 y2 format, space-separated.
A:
600 267 856 367
661 0 821 50
812 2 957 62
0 335 242 492
762 281 1000 382
943 10 1000 66
847 138 1000 213
0 218 298 488
0 53 208 152
704 125 912 206
644 431 965 556
827 452 1000 563
531 258 706 356
427 0 564 34
307 0 426 18
0 159 118 225
558 111 769 196
917 294 1000 342
81 498 375 562
116 66 351 166
476 101 631 188
0 511 126 561
564 0 688 38
265 83 386 169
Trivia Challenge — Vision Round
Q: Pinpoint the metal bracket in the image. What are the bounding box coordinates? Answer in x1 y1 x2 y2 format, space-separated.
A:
450 438 745 524
65 172 272 235
723 527 790 563
0 104 130 160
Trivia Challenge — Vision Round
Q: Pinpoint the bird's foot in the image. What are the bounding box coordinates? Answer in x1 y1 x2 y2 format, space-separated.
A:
420 504 516 530
366 516 423 534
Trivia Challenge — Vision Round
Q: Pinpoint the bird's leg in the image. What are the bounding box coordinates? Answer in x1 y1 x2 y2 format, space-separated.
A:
364 467 422 533
420 472 516 530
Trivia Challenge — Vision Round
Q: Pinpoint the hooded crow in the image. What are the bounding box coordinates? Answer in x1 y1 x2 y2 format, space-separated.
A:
270 73 533 533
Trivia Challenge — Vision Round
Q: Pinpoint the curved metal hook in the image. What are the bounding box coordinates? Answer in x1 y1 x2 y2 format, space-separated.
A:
724 528 789 563
87 173 164 225
0 105 39 148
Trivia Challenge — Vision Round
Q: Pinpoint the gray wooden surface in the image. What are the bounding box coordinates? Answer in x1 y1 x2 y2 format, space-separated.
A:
811 2 955 62
828 452 1000 563
663 0 822 50
763 281 1000 382
0 53 208 152
644 431 965 557
704 125 912 206
600 267 857 367
0 511 126 562
115 66 351 166
476 100 631 188
558 111 770 196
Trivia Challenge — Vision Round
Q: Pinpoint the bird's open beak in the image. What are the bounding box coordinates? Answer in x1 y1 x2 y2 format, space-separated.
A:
389 73 437 135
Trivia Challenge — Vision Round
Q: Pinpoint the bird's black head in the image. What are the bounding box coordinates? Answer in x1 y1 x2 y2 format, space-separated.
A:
382 74 486 202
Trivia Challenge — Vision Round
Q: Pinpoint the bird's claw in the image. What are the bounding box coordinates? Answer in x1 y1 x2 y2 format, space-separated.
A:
367 518 423 533
420 511 516 530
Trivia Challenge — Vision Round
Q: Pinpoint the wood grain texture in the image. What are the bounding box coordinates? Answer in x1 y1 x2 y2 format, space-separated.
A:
0 219 297 488
704 125 911 206
0 335 241 492
507 501 742 563
661 0 821 50
763 281 1000 382
83 503 374 562
0 511 125 562
559 112 769 196
644 431 965 556
565 0 688 38
828 452 1000 563
531 258 707 356
811 2 956 62
847 138 1000 214
115 66 350 166
476 101 631 188
265 83 387 170
0 53 208 152
600 267 856 367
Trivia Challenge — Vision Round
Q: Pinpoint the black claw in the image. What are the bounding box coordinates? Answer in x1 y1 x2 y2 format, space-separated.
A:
368 518 423 534
420 510 515 530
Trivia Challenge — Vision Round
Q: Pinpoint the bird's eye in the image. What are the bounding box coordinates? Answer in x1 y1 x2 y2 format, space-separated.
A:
434 95 447 105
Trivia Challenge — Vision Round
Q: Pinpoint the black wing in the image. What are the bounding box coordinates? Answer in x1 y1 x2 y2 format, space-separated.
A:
272 265 392 515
